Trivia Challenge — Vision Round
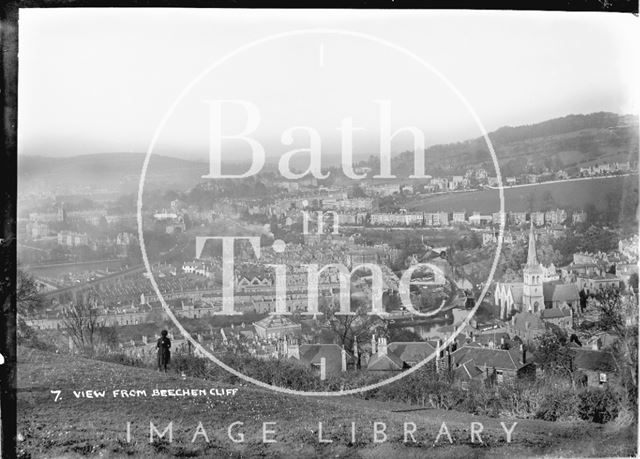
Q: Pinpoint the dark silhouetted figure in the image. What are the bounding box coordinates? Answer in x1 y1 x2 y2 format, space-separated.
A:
579 288 588 313
157 330 171 373
570 333 583 347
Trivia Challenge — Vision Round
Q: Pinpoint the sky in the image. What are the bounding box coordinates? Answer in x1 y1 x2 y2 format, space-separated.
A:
17 8 639 163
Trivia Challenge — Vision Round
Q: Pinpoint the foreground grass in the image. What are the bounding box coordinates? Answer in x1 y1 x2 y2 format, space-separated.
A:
17 348 637 458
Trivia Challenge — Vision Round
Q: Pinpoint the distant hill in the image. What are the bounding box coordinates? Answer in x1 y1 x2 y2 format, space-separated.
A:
385 112 638 177
17 112 639 196
18 153 208 194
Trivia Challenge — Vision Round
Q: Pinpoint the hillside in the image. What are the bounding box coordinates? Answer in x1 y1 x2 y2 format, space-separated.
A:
388 112 638 177
16 347 637 458
406 174 639 216
17 112 638 196
18 153 208 194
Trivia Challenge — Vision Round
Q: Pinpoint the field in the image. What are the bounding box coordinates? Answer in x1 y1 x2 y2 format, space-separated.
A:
406 174 638 214
16 347 637 458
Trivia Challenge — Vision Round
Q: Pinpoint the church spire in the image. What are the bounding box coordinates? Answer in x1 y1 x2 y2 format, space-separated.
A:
526 221 538 266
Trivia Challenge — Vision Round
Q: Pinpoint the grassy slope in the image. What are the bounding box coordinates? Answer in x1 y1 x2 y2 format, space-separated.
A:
406 174 638 213
16 348 636 458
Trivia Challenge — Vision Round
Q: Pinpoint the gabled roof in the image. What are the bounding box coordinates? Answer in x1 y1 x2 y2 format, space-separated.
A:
511 311 546 332
453 361 484 381
540 308 571 320
451 346 527 371
367 351 404 371
573 349 617 373
298 344 353 374
387 341 436 364
543 282 580 303
499 283 524 306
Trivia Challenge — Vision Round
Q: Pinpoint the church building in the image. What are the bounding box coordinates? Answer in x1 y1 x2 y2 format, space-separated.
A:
495 222 579 320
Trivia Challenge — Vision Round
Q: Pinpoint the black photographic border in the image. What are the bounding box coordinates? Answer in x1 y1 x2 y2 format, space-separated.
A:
1 1 636 456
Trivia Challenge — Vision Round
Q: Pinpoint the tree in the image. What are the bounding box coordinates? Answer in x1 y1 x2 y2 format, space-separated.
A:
15 270 49 350
322 297 387 368
16 270 42 316
594 288 638 418
351 184 367 198
62 293 104 356
628 273 639 293
595 287 624 332
534 330 577 387
388 328 422 342
542 191 556 210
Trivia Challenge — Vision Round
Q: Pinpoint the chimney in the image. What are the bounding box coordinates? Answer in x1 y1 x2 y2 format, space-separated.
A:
591 339 599 350
378 337 388 356
142 335 148 345
288 339 300 359
371 334 376 354
341 347 347 372
436 338 443 358
520 344 526 364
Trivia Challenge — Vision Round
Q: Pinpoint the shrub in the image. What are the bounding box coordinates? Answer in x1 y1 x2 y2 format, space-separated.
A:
577 388 620 424
535 389 579 421
172 354 209 378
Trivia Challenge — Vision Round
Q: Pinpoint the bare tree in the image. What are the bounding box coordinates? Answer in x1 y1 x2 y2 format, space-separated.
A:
15 270 46 347
323 296 387 367
16 270 42 316
62 293 103 355
595 287 638 418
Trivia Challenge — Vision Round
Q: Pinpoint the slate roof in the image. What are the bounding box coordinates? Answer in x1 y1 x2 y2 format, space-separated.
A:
543 282 579 303
453 361 484 381
298 344 353 374
387 341 437 365
511 311 546 332
451 346 527 372
367 351 404 371
573 349 617 373
540 308 572 320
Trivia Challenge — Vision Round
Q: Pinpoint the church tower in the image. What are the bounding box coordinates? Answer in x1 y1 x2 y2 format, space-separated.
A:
522 222 544 313
57 202 66 222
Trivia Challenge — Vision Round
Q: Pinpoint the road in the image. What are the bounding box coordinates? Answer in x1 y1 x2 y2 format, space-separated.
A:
484 172 637 190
